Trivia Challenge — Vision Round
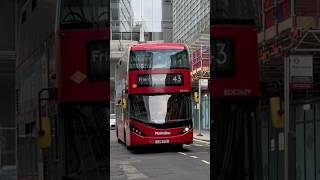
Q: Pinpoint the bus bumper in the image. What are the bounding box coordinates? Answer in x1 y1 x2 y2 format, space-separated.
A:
129 129 193 146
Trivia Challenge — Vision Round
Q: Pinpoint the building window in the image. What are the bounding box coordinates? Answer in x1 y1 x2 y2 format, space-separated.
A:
111 9 118 20
112 32 121 40
132 32 139 41
122 32 131 40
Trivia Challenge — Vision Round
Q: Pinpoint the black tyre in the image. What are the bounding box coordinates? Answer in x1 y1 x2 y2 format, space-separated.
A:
172 144 183 151
116 129 122 143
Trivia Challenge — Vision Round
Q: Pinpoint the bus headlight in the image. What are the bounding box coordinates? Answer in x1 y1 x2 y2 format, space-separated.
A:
183 127 190 133
130 125 144 136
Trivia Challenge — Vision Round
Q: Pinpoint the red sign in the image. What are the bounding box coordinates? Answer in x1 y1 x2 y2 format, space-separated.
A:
210 25 260 98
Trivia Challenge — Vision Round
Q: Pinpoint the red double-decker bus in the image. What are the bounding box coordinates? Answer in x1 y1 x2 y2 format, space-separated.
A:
115 43 193 149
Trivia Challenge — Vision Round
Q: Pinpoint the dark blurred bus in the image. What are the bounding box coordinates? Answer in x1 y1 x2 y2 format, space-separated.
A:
16 1 109 179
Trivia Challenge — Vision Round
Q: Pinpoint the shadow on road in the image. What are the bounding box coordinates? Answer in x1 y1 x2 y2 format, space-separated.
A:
125 144 191 154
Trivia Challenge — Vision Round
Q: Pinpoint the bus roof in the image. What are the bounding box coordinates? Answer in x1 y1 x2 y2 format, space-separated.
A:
130 43 187 51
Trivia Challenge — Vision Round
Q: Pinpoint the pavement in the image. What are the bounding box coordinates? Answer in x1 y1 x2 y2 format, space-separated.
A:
193 129 210 146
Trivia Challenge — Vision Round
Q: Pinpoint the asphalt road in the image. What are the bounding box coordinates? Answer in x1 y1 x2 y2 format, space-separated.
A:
110 130 210 180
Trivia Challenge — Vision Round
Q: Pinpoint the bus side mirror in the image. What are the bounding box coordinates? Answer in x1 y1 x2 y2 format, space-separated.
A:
194 92 199 103
270 97 284 128
121 98 127 109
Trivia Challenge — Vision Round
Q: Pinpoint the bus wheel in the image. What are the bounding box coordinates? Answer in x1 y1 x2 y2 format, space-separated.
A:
117 136 122 143
116 129 121 143
116 126 118 137
124 132 132 150
126 145 133 150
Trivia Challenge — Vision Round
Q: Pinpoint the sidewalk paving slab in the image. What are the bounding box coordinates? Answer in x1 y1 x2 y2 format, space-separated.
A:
193 130 210 145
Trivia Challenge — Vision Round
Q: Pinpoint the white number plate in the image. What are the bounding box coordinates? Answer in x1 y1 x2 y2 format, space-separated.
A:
155 139 169 144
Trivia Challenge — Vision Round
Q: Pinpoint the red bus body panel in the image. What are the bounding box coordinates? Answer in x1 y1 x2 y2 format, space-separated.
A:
130 43 187 51
211 25 260 98
58 29 109 103
128 120 193 146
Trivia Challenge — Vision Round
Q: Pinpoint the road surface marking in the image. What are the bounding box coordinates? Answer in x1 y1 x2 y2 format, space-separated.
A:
119 160 148 179
201 160 210 165
193 144 203 147
190 156 198 159
178 152 187 155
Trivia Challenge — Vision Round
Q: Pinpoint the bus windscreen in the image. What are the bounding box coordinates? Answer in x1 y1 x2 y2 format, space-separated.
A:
129 50 189 70
129 93 192 124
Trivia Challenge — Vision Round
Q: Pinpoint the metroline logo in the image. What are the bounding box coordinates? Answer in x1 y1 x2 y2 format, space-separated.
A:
155 131 171 135
223 88 252 96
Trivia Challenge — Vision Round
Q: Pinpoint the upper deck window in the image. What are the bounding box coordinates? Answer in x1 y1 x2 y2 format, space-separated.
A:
129 50 189 70
211 0 255 24
60 0 109 29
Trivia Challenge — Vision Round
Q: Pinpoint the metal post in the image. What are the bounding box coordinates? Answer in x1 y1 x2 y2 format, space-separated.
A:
0 138 2 167
198 79 203 136
284 56 290 180
195 103 197 132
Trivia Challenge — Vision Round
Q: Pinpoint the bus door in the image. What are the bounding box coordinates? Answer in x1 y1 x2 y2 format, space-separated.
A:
123 89 130 123
119 89 128 139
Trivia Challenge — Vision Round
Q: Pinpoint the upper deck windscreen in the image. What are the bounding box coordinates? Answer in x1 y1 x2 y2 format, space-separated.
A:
211 0 255 24
60 0 109 29
129 50 189 70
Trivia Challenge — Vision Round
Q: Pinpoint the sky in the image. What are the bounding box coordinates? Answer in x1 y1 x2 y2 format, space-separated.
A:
131 0 162 32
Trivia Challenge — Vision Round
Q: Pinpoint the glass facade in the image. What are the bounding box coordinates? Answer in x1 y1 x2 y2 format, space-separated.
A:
260 101 320 180
172 0 209 43
110 0 134 32
201 93 210 130
294 103 320 180
192 92 210 130
110 0 166 41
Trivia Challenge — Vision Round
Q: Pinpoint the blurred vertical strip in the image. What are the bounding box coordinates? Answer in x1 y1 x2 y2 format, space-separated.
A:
0 0 17 179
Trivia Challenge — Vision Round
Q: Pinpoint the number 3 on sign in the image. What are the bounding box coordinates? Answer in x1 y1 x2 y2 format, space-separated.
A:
216 43 227 64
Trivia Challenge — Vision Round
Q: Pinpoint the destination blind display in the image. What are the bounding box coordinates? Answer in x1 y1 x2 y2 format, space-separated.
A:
87 41 109 81
137 74 183 87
